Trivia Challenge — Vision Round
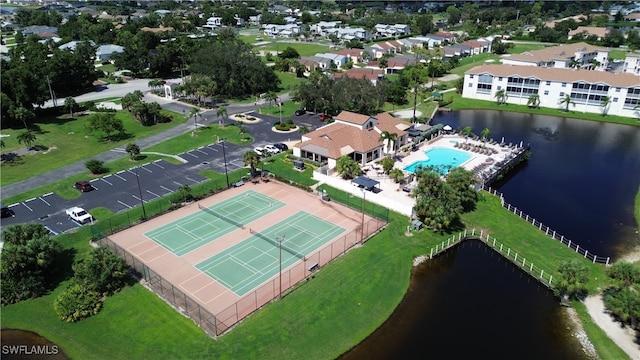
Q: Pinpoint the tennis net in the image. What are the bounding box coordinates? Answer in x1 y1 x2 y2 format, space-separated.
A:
250 228 305 260
198 203 244 229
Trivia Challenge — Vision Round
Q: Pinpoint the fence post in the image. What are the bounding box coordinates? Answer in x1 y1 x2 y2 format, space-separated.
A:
540 269 544 279
514 253 518 262
507 248 511 257
530 263 533 272
584 250 588 259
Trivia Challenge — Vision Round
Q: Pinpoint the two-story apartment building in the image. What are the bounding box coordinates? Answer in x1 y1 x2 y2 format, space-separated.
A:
502 42 609 71
262 23 303 38
374 23 411 38
462 64 640 117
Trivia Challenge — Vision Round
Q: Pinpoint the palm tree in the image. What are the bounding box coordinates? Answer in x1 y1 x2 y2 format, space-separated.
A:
480 128 492 142
242 150 260 177
527 94 540 108
378 130 398 156
188 107 200 129
568 58 581 69
17 131 36 150
265 91 278 110
14 106 34 132
216 105 228 127
389 168 405 183
600 96 611 116
494 89 507 105
558 94 575 112
64 97 77 118
148 79 164 94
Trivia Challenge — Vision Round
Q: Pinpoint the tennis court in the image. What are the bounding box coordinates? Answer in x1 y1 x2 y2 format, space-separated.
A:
144 190 284 256
196 211 346 296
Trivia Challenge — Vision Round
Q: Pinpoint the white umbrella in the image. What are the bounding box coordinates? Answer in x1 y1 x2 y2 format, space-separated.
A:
443 125 452 131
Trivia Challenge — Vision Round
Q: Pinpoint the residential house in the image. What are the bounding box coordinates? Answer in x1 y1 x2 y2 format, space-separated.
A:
501 42 609 71
331 48 365 64
293 111 410 168
96 44 124 62
374 23 411 38
262 23 303 38
58 40 96 52
298 55 333 71
140 26 174 34
326 27 371 42
568 26 609 41
462 64 640 117
460 40 490 55
386 55 417 74
315 53 348 68
441 43 473 58
333 68 385 85
310 21 342 36
21 25 58 37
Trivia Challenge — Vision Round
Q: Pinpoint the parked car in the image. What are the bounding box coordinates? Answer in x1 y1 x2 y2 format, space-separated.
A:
1 203 11 218
273 143 289 151
74 180 93 192
319 114 332 122
66 206 94 225
295 109 306 116
264 144 281 155
254 147 265 156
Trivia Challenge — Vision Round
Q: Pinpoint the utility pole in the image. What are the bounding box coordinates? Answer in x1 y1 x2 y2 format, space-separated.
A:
46 75 57 107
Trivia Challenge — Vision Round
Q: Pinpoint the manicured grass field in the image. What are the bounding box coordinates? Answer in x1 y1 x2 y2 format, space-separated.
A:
257 42 331 57
1 189 628 359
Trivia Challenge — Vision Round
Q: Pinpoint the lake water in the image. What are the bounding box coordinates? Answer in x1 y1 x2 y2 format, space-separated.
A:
340 110 640 358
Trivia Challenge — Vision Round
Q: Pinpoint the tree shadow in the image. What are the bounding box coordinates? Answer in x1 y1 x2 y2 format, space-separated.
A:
44 247 78 292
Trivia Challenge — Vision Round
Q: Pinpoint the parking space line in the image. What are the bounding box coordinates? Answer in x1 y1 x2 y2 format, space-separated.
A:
140 165 153 173
173 181 183 187
21 202 33 212
8 203 19 208
43 192 54 197
160 185 173 194
196 148 208 155
152 160 165 169
206 144 219 152
114 171 127 181
185 152 199 158
185 176 198 184
118 200 132 209
146 190 160 198
39 196 51 206
101 177 113 186
132 195 148 203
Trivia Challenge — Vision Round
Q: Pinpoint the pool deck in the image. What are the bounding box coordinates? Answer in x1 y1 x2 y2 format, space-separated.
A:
314 134 527 217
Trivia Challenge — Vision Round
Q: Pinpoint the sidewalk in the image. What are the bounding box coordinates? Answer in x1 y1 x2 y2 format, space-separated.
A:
1 94 289 199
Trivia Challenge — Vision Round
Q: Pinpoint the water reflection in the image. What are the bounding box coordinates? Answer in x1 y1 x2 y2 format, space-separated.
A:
0 329 69 360
340 241 589 360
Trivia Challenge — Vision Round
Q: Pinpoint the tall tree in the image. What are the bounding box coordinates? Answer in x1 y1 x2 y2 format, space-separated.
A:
17 131 36 149
554 260 589 300
558 94 575 112
13 107 35 131
242 150 261 177
527 94 540 108
216 105 228 127
188 107 201 129
378 130 398 156
494 89 507 105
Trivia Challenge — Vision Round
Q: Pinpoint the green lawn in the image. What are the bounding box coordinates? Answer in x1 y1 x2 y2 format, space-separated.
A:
507 43 547 54
0 187 629 359
0 110 186 186
450 52 502 76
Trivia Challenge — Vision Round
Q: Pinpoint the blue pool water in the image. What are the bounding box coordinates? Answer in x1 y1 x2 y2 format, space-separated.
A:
403 147 471 174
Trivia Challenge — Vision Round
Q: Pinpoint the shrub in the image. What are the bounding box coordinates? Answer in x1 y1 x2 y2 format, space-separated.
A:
53 284 103 322
73 247 130 295
85 159 109 174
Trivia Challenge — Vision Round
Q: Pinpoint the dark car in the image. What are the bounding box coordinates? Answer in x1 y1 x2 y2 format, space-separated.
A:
273 143 289 151
74 181 93 192
1 203 12 218
295 109 306 116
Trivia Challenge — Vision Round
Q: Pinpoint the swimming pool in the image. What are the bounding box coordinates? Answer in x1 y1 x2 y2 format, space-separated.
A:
403 147 471 174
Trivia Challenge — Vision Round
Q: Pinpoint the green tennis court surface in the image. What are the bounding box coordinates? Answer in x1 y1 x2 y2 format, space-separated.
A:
144 190 285 256
196 211 346 296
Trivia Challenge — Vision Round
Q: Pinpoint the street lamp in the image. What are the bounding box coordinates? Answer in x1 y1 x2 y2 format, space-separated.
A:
134 167 147 220
360 188 366 244
278 233 285 299
219 139 230 188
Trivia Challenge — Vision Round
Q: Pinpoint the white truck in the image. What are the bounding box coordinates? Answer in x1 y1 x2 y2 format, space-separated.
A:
66 206 94 225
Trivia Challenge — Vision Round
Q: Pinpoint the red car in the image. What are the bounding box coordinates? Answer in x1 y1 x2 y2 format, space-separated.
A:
319 114 332 122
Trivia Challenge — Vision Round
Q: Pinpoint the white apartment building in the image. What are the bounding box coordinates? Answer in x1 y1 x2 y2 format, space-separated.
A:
502 42 609 71
463 64 640 118
623 54 640 76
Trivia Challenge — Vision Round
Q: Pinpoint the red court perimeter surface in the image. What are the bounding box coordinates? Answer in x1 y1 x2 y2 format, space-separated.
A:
108 180 372 316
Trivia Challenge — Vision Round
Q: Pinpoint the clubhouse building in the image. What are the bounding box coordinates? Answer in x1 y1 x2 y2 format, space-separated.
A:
462 64 640 118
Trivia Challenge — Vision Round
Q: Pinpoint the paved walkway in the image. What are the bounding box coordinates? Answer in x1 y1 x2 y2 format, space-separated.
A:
1 93 290 199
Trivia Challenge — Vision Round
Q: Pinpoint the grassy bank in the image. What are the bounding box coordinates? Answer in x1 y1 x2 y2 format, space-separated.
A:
1 188 628 359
